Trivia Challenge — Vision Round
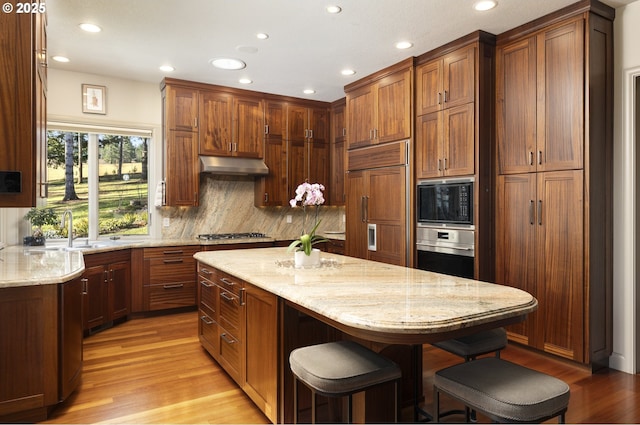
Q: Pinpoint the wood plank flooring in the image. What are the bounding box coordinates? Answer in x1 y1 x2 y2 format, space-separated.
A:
42 311 640 424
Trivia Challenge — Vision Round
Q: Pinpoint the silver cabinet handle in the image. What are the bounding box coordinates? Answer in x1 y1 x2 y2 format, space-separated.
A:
163 250 184 255
264 124 269 135
81 278 88 295
438 92 442 105
163 283 184 289
529 200 535 225
220 292 235 302
529 151 534 166
200 280 213 288
200 267 212 275
538 200 542 225
221 333 236 344
443 90 448 103
219 277 235 286
361 196 366 223
200 315 214 325
538 150 542 165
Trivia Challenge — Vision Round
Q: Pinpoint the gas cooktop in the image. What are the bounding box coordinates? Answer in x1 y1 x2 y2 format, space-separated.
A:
197 232 268 241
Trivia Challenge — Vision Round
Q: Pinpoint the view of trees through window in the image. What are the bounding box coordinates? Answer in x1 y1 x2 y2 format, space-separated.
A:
43 130 149 239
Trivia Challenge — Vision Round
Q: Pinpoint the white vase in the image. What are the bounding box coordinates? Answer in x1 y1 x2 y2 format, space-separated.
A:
294 248 321 268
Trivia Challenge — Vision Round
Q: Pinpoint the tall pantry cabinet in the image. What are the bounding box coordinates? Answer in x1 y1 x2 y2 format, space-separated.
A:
494 1 613 368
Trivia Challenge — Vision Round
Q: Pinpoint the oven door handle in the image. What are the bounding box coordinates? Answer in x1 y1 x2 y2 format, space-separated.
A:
417 243 473 251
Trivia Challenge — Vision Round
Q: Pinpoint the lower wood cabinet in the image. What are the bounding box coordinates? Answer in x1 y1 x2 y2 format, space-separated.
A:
81 250 131 332
197 262 278 423
59 278 83 401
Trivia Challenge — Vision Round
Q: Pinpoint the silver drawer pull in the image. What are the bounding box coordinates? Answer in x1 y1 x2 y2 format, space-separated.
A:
163 250 183 255
200 267 212 275
163 259 184 264
163 283 184 289
200 315 214 325
221 333 236 344
220 292 235 302
200 280 213 288
219 277 235 286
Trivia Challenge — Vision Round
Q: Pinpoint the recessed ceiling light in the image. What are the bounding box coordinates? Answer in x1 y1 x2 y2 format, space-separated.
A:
395 41 413 50
256 33 269 40
326 5 342 14
79 23 101 33
341 69 356 76
210 58 246 70
239 78 253 84
474 1 497 11
159 65 175 72
52 56 70 63
303 89 316 95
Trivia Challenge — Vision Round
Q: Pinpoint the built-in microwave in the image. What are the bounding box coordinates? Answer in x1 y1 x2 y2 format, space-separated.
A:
417 178 474 226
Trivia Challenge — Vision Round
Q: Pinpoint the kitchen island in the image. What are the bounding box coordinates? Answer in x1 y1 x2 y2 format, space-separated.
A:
194 247 538 423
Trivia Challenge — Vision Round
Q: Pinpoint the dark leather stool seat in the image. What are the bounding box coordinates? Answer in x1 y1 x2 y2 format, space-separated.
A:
433 327 507 361
434 357 570 423
289 340 401 423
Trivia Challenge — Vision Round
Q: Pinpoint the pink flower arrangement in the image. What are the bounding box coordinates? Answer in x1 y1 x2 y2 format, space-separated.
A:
288 182 328 255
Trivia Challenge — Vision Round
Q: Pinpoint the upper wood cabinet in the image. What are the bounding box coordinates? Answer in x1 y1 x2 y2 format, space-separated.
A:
345 59 412 150
415 103 475 179
0 6 47 207
497 18 584 175
416 45 475 116
255 100 287 207
287 104 330 191
162 83 200 206
329 99 346 206
199 91 264 158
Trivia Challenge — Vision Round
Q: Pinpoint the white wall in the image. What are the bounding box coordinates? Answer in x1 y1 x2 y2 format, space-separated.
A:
611 0 640 374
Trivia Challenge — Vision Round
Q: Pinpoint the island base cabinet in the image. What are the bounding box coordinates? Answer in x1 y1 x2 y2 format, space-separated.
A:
0 285 58 422
59 278 83 402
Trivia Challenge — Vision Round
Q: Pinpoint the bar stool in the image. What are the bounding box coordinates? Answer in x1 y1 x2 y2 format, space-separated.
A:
429 328 508 421
432 327 507 361
289 340 402 423
434 357 570 423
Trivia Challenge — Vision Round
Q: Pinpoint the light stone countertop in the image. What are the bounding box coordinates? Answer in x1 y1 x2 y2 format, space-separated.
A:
0 246 85 288
194 247 538 344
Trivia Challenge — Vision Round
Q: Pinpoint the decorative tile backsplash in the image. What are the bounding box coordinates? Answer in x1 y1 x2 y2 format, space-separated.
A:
159 175 345 240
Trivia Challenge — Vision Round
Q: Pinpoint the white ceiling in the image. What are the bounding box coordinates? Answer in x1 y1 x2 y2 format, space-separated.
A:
47 0 634 103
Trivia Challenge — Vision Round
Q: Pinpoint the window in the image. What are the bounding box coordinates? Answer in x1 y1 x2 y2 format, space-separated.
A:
44 129 150 240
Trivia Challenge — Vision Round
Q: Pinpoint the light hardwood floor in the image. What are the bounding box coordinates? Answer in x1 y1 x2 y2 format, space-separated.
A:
42 311 640 424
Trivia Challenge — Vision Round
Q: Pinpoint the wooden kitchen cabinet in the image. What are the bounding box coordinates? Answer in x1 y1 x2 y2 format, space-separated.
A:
141 246 199 311
415 45 475 115
0 285 58 421
255 100 287 207
345 59 412 150
199 90 264 158
496 171 584 360
59 278 83 401
345 142 408 266
496 18 584 175
0 4 47 206
329 98 346 206
494 2 613 367
196 262 278 424
162 81 200 207
82 250 131 332
415 103 475 179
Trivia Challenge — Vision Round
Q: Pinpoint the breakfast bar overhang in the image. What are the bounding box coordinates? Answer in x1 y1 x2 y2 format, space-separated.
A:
194 247 538 423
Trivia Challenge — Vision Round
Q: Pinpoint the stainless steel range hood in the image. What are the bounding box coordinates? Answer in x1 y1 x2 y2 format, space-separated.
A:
199 156 269 176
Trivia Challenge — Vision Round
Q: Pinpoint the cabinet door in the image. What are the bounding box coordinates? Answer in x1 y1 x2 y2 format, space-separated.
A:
346 84 375 149
536 170 584 361
443 103 474 177
345 170 368 259
256 101 287 206
234 96 264 158
442 46 475 109
367 167 407 266
165 130 199 206
287 104 308 143
83 264 108 331
60 278 83 400
167 86 198 131
109 260 130 321
537 19 584 172
416 59 442 116
376 69 411 144
244 284 278 423
329 140 345 206
415 112 442 180
308 107 330 186
287 139 306 196
495 174 537 345
199 91 233 156
496 37 537 174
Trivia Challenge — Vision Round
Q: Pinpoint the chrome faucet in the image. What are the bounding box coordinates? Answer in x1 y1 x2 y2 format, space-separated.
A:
61 210 74 248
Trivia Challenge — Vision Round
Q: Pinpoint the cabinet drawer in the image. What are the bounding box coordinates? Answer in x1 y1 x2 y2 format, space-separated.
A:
148 257 195 284
214 269 244 296
148 281 196 311
199 310 219 353
143 246 200 259
219 327 242 378
199 275 217 319
219 289 241 334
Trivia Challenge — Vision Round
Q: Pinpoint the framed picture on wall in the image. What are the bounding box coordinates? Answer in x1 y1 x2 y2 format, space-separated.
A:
82 84 106 114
